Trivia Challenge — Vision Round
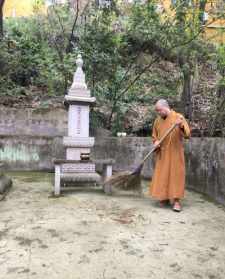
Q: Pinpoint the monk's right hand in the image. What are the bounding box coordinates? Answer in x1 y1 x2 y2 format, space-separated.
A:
153 140 160 149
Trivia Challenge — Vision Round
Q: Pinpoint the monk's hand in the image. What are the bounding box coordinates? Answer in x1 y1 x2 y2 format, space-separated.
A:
175 116 184 128
153 140 160 149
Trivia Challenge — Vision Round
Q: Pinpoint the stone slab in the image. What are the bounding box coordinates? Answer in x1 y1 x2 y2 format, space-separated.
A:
65 95 96 104
61 163 95 173
61 172 101 183
63 136 95 147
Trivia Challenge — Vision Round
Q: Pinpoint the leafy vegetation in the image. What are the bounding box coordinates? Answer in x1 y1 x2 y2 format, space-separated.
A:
0 0 224 135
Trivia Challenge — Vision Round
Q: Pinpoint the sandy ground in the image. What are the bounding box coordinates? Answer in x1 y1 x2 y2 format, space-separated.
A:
0 172 225 279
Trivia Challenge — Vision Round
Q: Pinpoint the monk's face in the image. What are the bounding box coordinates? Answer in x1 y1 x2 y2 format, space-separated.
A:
155 104 170 118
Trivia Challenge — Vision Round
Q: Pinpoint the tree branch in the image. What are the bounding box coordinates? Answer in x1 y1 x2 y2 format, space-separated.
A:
66 0 80 53
52 4 66 36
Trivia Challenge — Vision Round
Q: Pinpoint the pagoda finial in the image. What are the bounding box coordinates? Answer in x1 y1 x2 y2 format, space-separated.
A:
70 54 87 91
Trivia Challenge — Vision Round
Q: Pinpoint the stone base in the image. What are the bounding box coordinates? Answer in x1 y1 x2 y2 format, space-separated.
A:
61 172 101 183
0 174 13 198
53 159 114 196
54 160 102 196
55 172 101 195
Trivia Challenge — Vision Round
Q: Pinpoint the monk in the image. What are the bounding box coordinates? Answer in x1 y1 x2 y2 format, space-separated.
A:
149 99 190 212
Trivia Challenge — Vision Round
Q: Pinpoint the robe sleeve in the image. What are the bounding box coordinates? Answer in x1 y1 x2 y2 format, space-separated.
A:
152 119 159 143
179 114 191 139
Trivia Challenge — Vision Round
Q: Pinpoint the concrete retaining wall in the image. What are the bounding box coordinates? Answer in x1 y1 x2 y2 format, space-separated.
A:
0 107 66 170
186 138 225 206
0 107 67 137
0 135 64 170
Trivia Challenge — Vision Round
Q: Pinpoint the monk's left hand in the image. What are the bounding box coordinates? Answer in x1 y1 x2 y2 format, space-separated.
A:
175 116 184 128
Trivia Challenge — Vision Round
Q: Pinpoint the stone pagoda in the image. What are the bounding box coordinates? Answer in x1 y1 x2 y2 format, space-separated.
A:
54 54 101 195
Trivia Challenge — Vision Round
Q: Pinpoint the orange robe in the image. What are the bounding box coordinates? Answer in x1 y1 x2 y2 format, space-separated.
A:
149 110 190 200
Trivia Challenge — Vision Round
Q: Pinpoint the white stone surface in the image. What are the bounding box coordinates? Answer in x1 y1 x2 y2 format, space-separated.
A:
61 163 95 173
66 148 91 161
54 164 61 196
104 164 113 179
63 137 95 148
68 105 90 138
70 54 87 92
61 172 101 183
65 95 95 103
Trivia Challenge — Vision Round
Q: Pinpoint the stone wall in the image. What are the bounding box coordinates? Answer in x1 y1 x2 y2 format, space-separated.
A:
0 107 67 170
0 107 225 205
185 138 225 206
0 135 64 170
0 107 67 137
93 137 154 177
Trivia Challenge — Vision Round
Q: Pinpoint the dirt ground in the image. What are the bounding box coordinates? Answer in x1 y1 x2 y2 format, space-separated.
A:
0 172 225 279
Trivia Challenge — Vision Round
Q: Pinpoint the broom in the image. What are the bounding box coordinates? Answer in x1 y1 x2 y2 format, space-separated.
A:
103 123 178 194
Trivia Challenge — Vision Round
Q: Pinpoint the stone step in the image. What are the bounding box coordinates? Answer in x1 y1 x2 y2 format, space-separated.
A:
61 172 101 183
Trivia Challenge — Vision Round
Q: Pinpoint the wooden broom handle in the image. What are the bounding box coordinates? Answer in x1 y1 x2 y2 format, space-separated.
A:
141 123 178 165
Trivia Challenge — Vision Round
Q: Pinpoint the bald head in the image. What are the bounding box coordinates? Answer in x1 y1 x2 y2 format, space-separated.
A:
155 99 169 108
155 99 171 118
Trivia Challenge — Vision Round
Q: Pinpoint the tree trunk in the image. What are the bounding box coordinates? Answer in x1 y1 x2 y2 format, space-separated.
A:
0 10 2 37
0 0 5 38
181 64 193 120
199 0 207 23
